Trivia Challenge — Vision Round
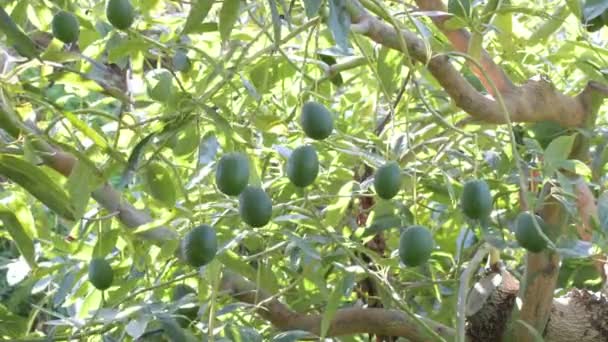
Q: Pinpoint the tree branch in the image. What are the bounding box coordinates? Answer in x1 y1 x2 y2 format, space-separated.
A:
220 270 455 340
508 190 566 341
413 0 514 95
0 104 177 243
346 0 607 127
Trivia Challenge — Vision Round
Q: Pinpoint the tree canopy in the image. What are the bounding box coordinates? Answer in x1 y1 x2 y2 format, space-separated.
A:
1 0 608 341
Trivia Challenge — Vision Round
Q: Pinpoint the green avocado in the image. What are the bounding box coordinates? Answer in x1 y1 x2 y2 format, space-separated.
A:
181 225 218 267
215 153 250 196
51 11 80 44
300 101 334 140
106 0 135 30
88 258 114 290
238 186 272 227
460 179 493 220
286 145 319 187
374 161 401 200
399 225 434 267
515 212 549 253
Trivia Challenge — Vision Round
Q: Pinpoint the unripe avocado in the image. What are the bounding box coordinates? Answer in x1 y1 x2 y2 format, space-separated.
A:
215 153 250 196
286 145 319 187
181 225 218 268
238 186 272 227
106 0 135 30
515 212 549 253
172 284 198 326
52 11 80 44
88 258 114 290
399 225 434 267
460 179 493 220
300 101 334 140
374 161 401 200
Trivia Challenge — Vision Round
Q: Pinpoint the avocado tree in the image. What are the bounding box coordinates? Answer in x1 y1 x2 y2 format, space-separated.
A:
0 0 607 340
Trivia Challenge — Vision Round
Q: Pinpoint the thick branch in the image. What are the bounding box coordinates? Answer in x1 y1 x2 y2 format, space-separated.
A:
414 0 514 94
509 192 566 341
220 270 454 340
468 269 608 341
347 0 604 127
0 105 177 243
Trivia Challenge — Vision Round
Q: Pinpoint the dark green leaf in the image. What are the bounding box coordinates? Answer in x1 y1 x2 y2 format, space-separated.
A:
0 7 38 59
183 0 214 34
303 0 322 18
0 155 75 220
0 209 36 268
320 273 351 337
328 0 351 52
66 161 100 220
219 0 241 41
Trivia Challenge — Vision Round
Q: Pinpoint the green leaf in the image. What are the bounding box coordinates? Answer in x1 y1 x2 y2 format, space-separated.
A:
325 181 355 228
183 0 214 34
363 215 401 236
142 162 177 207
0 303 27 338
320 273 351 338
0 154 75 220
219 0 241 41
0 209 36 268
328 0 351 52
62 111 110 150
528 6 569 45
303 0 322 17
544 134 576 173
0 7 38 59
225 324 263 342
448 0 472 18
217 250 279 293
566 0 582 18
377 47 402 94
120 133 156 188
9 0 29 28
66 161 100 220
582 0 608 20
93 227 119 258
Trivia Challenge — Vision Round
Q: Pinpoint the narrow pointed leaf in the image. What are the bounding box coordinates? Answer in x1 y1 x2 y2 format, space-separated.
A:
0 155 75 220
183 0 214 34
219 0 241 41
0 209 36 268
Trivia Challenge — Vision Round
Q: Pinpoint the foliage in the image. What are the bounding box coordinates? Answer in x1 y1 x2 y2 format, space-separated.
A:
0 0 607 340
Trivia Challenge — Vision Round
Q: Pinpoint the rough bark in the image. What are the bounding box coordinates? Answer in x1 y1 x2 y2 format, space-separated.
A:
507 193 566 341
467 269 608 342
